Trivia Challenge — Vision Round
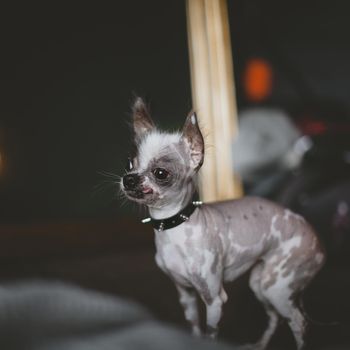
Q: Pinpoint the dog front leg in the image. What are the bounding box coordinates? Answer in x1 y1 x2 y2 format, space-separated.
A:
205 295 224 339
176 284 201 336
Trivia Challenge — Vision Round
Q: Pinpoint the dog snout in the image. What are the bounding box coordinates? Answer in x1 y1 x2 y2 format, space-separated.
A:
123 174 140 190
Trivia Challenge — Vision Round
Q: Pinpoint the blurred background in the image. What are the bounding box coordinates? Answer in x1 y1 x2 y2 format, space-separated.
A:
0 0 350 349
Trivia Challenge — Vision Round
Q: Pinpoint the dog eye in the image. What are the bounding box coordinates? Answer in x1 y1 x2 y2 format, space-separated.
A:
125 157 133 171
153 168 169 180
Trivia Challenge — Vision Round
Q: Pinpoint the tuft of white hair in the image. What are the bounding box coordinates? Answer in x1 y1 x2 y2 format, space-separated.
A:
138 130 182 170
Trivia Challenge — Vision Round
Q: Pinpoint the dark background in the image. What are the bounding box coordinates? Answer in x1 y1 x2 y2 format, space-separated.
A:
0 0 192 223
1 0 350 223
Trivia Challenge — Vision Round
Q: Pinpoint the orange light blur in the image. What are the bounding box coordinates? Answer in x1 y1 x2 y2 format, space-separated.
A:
243 58 273 102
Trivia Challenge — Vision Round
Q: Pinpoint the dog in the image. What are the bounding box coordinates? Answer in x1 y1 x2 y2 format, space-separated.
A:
121 97 325 349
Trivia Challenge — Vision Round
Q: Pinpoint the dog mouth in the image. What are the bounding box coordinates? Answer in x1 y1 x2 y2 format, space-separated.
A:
124 186 154 200
142 187 153 194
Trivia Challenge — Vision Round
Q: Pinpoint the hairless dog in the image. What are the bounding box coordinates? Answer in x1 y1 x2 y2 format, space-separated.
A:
121 98 325 349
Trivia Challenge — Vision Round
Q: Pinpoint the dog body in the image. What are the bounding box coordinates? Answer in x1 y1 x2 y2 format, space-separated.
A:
122 98 325 349
154 197 324 347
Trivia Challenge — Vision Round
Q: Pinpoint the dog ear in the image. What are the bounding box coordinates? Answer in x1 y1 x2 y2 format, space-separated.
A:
132 97 155 141
181 111 204 170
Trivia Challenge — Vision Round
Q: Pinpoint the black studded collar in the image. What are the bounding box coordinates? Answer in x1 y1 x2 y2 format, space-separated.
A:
142 199 202 231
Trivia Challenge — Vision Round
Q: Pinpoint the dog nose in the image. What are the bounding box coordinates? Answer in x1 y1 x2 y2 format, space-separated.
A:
123 174 140 190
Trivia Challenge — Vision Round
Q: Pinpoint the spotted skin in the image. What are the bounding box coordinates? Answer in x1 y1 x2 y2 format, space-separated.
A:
154 196 325 349
123 99 325 349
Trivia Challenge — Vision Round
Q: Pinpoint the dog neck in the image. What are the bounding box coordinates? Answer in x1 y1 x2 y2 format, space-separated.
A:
148 182 195 220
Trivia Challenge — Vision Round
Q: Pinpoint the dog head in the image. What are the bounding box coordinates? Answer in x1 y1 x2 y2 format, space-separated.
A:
121 97 204 208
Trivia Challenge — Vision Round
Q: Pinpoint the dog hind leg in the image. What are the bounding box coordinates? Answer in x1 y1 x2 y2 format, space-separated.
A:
248 262 280 350
259 264 308 349
266 290 306 349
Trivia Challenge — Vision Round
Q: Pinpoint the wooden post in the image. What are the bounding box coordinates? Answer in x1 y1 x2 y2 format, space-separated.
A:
186 0 242 202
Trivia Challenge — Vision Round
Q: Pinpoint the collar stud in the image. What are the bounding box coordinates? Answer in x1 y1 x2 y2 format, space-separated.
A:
141 196 201 230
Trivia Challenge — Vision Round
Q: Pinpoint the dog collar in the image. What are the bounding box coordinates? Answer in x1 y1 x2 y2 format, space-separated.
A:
141 200 203 231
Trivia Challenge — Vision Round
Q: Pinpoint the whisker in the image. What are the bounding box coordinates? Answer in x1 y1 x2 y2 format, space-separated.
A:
97 170 121 179
91 176 120 198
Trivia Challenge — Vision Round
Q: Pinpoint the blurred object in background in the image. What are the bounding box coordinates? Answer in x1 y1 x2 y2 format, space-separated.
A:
243 58 273 103
232 107 300 196
0 147 3 175
186 0 241 202
233 102 350 263
275 104 350 264
0 281 233 350
0 128 5 178
229 0 350 263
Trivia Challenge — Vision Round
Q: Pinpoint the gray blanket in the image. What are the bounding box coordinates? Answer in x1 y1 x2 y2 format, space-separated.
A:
0 281 233 350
